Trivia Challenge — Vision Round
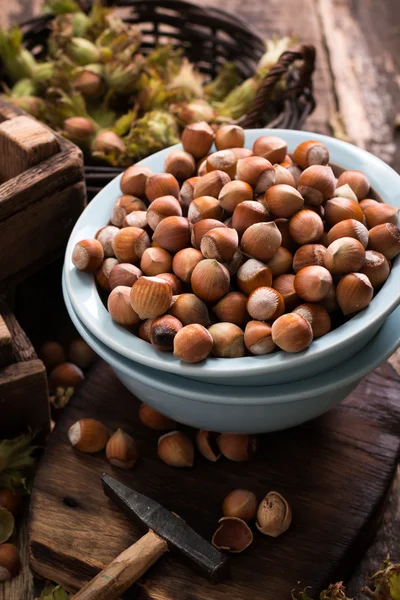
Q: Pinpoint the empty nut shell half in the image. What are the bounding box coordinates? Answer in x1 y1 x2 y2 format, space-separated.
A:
212 517 254 553
256 491 292 537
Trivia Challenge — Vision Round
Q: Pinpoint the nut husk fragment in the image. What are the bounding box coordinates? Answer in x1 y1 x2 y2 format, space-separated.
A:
256 491 292 537
212 516 253 553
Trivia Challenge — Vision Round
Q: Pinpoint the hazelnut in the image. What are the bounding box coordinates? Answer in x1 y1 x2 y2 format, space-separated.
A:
180 176 200 209
326 219 369 248
120 165 153 197
172 248 203 282
297 165 336 205
360 250 390 288
152 216 191 252
256 491 292 537
273 274 300 310
212 517 253 553
188 196 223 223
364 203 399 228
280 154 293 167
232 201 269 238
95 225 119 257
334 183 358 203
294 265 332 302
286 164 302 186
223 489 258 522
244 320 276 355
173 324 214 363
293 140 329 169
109 263 142 290
224 248 246 276
196 430 221 462
38 341 66 370
337 170 370 200
108 286 141 327
273 163 296 187
293 303 331 338
0 489 22 518
164 149 196 181
241 222 282 261
140 247 172 276
324 237 366 275
49 362 84 393
0 544 21 581
96 258 119 291
130 276 172 319
112 227 150 263
138 405 176 430
169 293 210 326
191 218 227 249
72 238 104 273
123 210 148 229
293 244 327 273
324 198 364 226
230 147 253 160
359 198 379 212
336 272 373 315
158 431 194 467
368 223 400 260
206 149 237 178
246 286 285 321
208 322 245 358
191 259 230 303
68 418 110 453
106 428 137 470
271 313 313 353
288 210 324 245
215 125 245 150
181 121 214 158
111 195 147 227
217 433 259 462
138 318 154 343
201 227 239 262
264 184 304 218
193 170 230 199
67 339 97 369
150 315 182 351
212 292 248 326
146 196 182 231
157 272 182 295
274 218 298 252
266 246 293 277
253 135 287 163
236 156 275 194
145 173 180 203
218 180 253 213
236 259 272 294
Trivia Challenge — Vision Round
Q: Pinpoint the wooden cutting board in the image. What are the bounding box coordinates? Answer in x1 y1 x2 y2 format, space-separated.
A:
29 360 400 599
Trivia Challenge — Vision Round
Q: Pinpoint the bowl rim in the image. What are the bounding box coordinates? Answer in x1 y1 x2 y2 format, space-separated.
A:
63 272 400 406
64 128 400 380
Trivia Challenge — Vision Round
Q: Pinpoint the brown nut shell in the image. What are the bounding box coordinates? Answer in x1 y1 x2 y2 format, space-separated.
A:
140 247 172 276
49 362 84 393
139 318 154 343
293 303 331 338
321 283 339 313
368 223 400 260
288 210 324 245
111 196 147 227
146 196 182 231
292 244 327 273
241 221 282 261
0 544 21 581
337 170 370 200
0 489 22 518
236 156 275 194
0 508 14 544
37 341 66 370
206 149 237 178
152 216 191 253
256 491 292 537
222 489 258 522
212 517 253 553
336 273 373 315
273 163 296 187
324 198 364 226
157 431 194 467
96 257 119 291
360 250 390 288
201 227 239 262
157 272 182 295
95 225 120 257
180 176 200 209
173 323 214 363
232 201 269 238
215 125 245 150
297 165 336 205
139 405 176 430
106 428 137 470
266 246 293 277
253 135 287 163
172 248 203 282
164 149 196 181
169 293 210 326
120 165 153 197
112 227 150 263
188 196 223 224
359 198 379 212
68 339 97 369
271 313 313 353
208 322 245 358
217 433 259 462
326 219 369 248
108 286 141 327
364 203 399 228
150 315 183 352
193 170 231 199
218 180 253 213
264 184 304 218
72 238 104 273
273 274 300 310
181 121 214 158
130 276 172 320
68 418 110 453
109 263 142 290
244 320 276 355
123 210 148 229
145 173 180 202
196 430 221 462
294 266 332 302
293 140 329 169
191 259 230 303
213 292 248 326
324 237 366 275
246 286 285 321
191 219 227 249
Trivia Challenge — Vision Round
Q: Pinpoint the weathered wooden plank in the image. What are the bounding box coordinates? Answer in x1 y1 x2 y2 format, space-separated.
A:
0 301 37 363
0 314 13 366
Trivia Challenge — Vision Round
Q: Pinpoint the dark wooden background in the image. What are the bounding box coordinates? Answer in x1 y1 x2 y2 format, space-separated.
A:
0 1 399 598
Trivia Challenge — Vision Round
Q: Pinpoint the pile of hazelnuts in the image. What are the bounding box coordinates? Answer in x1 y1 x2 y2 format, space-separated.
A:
72 122 400 363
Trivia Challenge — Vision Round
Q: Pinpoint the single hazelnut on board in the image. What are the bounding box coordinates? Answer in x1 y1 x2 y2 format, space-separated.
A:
169 293 210 326
157 431 194 467
173 324 214 363
139 404 176 430
271 313 313 353
48 362 84 393
130 276 172 320
72 238 104 273
196 430 221 462
38 341 66 370
208 322 246 358
212 517 253 553
106 429 138 469
68 419 110 453
244 321 276 355
223 489 258 522
217 433 259 462
336 273 373 315
68 339 97 370
256 491 292 537
293 139 329 169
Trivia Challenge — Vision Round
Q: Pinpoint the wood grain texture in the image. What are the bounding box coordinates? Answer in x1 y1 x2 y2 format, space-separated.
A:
0 116 60 182
0 314 13 366
0 300 37 362
29 361 400 599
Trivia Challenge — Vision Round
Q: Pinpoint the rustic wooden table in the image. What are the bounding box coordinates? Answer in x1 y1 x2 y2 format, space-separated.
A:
1 1 399 598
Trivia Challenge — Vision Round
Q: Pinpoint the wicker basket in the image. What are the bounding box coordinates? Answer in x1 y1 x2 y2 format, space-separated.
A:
14 0 316 198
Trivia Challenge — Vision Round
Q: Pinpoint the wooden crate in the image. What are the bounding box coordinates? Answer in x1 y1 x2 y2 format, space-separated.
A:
0 300 50 441
0 98 86 286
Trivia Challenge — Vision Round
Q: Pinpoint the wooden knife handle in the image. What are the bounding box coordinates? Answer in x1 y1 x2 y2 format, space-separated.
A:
71 530 168 600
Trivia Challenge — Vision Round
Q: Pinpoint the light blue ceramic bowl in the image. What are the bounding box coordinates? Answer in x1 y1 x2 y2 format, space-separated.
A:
63 274 400 433
64 129 400 386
